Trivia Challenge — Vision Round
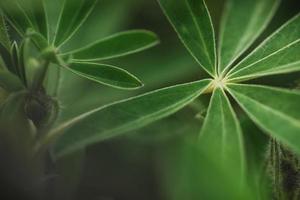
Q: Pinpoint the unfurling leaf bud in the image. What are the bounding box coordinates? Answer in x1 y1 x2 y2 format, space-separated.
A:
24 93 58 128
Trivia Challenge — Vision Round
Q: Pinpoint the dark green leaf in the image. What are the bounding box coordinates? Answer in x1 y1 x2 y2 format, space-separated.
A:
49 79 211 157
60 0 136 52
10 42 20 76
66 62 143 90
63 30 159 61
32 0 48 38
14 0 48 37
0 71 24 92
228 84 300 154
228 13 300 81
54 0 98 46
0 0 48 36
158 0 216 76
218 0 280 73
0 0 37 36
0 14 11 51
18 38 29 85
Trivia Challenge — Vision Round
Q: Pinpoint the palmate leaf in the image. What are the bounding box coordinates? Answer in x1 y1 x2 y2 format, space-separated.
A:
48 79 211 157
158 0 216 76
62 30 159 62
66 62 143 90
199 88 245 179
54 0 98 47
228 84 300 154
228 13 300 81
218 0 280 74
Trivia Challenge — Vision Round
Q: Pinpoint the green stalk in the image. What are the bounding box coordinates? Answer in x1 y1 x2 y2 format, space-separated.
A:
31 60 50 92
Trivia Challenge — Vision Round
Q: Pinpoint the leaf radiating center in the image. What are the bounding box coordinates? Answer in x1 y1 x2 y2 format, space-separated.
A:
212 76 227 89
204 76 228 94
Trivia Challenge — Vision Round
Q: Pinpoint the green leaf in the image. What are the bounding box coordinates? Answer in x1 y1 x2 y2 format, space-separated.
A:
228 84 300 154
13 0 48 37
165 140 254 200
49 79 211 157
158 0 216 76
62 30 159 62
0 71 24 92
60 0 136 52
228 13 300 81
31 0 48 38
10 42 20 76
18 38 29 86
0 0 44 36
65 62 143 90
43 0 64 42
0 13 11 51
54 0 98 46
199 88 245 179
218 0 280 74
0 0 32 36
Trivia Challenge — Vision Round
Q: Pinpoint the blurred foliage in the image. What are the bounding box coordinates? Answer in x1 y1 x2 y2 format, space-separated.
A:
0 0 300 200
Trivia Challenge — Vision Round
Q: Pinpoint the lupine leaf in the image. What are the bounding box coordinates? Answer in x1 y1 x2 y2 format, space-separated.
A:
64 30 159 62
158 0 216 76
218 0 280 73
10 42 20 76
43 0 64 42
54 0 98 46
60 0 135 52
228 13 300 81
50 79 211 157
18 38 28 85
0 71 24 92
199 88 245 179
0 14 11 51
228 84 300 154
66 62 143 90
31 0 48 38
0 0 47 36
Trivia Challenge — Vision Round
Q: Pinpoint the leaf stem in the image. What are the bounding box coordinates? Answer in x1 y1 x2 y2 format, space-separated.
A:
32 60 50 92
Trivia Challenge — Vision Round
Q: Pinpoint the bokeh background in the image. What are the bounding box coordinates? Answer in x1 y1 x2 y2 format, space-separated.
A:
1 0 300 199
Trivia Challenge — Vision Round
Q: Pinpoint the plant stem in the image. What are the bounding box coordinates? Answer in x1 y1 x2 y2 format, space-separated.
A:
32 60 50 92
